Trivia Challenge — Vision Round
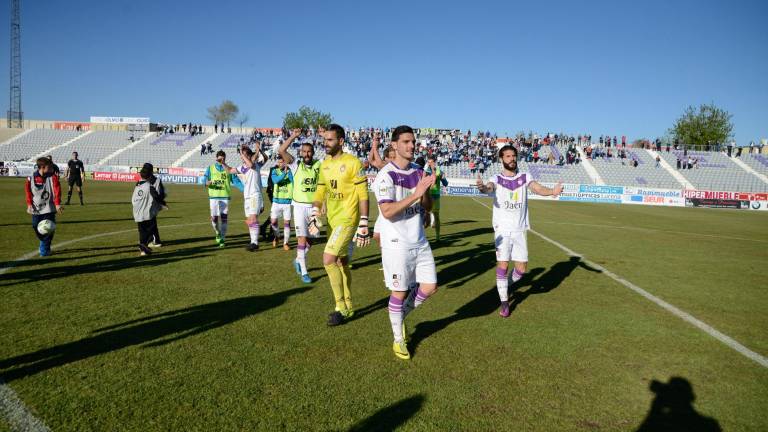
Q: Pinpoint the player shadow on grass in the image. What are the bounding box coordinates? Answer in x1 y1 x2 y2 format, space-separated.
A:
346 394 425 432
409 257 601 355
636 377 721 432
508 256 602 314
0 244 220 287
0 287 310 382
341 226 495 273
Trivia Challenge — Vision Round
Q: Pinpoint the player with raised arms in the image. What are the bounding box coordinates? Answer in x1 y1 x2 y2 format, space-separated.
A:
308 124 370 326
373 125 438 360
279 128 321 284
367 130 395 245
223 143 267 251
476 145 563 317
269 155 293 250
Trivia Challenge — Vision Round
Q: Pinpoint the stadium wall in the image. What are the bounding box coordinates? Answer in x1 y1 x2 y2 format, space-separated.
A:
3 162 766 211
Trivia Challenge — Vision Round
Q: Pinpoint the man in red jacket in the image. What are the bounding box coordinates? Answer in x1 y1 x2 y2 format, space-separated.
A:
25 157 63 256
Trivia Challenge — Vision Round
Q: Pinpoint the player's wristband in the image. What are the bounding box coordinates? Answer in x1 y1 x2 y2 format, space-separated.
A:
359 216 368 226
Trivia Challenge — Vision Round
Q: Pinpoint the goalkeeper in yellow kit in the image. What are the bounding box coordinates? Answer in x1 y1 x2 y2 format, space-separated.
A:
309 124 370 326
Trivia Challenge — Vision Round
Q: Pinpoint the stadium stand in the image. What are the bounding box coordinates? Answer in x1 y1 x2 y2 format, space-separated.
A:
109 132 211 167
590 148 682 189
0 129 84 161
47 131 139 165
2 128 767 192
0 128 26 145
659 150 767 192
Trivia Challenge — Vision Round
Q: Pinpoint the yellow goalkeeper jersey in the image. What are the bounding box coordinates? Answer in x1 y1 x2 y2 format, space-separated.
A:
314 152 368 227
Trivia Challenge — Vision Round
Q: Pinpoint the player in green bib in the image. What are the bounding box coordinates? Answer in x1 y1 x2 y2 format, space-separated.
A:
425 155 449 242
204 150 234 247
270 155 294 249
279 128 321 283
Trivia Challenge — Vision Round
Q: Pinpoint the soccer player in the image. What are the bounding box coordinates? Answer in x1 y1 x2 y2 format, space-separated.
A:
269 155 293 250
476 145 563 318
64 151 85 205
132 164 168 256
309 124 370 325
373 125 438 360
224 144 266 251
279 128 321 284
367 131 396 245
25 157 63 257
425 155 449 241
204 150 235 248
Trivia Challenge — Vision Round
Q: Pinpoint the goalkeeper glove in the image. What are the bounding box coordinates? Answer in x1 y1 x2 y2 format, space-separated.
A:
355 216 370 247
308 207 323 237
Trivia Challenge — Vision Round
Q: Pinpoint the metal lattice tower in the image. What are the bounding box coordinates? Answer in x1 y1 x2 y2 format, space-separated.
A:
8 0 22 128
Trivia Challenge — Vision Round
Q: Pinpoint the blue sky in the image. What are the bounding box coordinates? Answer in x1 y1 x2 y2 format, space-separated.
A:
1 0 766 143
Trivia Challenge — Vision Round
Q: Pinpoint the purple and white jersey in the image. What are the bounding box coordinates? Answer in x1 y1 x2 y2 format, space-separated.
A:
373 162 427 250
238 161 263 197
490 172 533 232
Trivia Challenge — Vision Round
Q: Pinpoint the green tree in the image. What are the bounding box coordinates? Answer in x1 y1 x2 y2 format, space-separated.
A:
206 100 240 128
670 103 733 146
282 105 333 130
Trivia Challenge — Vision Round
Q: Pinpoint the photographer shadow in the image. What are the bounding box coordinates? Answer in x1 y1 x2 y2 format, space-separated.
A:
636 377 721 432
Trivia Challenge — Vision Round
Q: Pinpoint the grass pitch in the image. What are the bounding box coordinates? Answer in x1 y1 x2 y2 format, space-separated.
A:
1 178 766 431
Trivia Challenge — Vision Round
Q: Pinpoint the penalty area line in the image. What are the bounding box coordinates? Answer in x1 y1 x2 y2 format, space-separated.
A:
470 196 768 369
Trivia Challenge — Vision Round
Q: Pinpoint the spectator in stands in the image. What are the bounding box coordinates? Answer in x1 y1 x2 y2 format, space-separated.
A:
736 146 743 158
632 158 638 168
207 142 213 154
201 143 207 156
727 141 735 157
215 124 219 133
655 155 661 168
182 124 187 133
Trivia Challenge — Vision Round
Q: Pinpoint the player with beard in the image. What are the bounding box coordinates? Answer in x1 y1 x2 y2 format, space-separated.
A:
279 128 321 284
308 124 370 325
476 145 563 317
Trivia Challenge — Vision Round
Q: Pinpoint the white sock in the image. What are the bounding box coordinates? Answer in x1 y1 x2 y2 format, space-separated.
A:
248 222 259 244
497 267 509 301
430 212 435 227
388 295 405 343
297 244 308 275
211 217 220 235
283 223 291 245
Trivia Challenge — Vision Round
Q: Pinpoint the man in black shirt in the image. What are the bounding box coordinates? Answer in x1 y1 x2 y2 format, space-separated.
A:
47 155 60 177
65 151 85 205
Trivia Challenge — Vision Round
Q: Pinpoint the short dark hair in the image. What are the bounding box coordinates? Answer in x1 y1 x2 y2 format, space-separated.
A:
498 145 518 159
326 124 345 141
427 155 436 161
216 150 226 158
391 125 414 142
36 157 52 168
300 142 314 151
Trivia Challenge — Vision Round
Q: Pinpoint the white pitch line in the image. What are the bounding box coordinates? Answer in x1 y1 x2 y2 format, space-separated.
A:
0 222 210 277
0 379 51 432
471 196 768 369
0 221 211 431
